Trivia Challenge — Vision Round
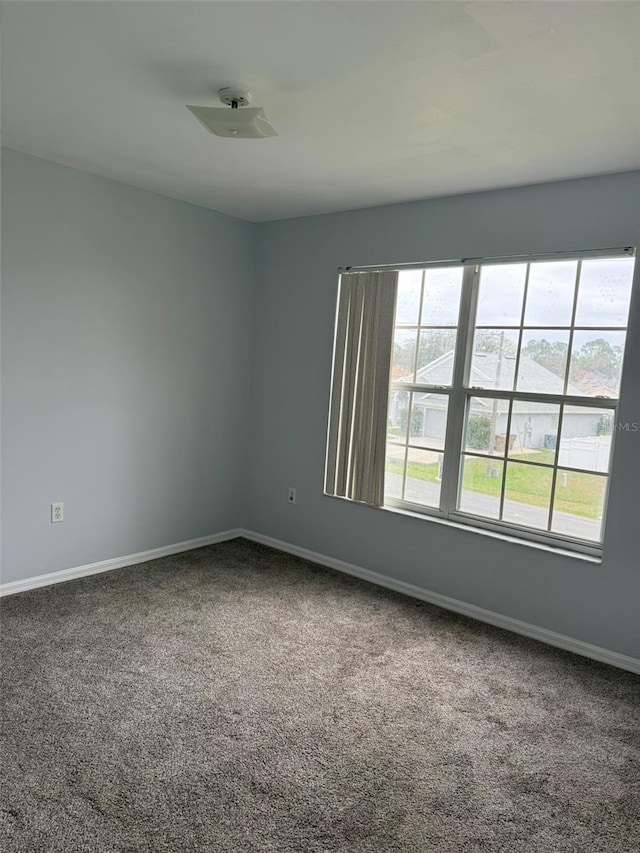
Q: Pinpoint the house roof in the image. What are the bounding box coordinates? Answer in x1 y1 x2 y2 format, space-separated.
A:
469 351 567 394
399 351 605 415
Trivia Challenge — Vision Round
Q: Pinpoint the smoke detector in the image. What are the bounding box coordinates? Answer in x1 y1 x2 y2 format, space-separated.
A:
187 87 277 139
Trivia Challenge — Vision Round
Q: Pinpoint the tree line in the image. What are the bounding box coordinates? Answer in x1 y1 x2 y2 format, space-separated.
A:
394 329 623 390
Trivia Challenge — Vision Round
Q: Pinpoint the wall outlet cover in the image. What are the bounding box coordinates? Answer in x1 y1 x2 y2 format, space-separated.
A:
51 502 64 523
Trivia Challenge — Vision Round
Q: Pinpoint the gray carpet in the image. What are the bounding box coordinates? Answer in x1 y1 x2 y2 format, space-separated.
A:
1 538 639 853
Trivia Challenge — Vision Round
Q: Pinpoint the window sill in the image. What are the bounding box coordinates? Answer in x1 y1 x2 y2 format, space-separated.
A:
386 503 603 563
326 493 602 564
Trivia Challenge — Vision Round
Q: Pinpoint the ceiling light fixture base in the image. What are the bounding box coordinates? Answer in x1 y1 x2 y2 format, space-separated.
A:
218 87 252 108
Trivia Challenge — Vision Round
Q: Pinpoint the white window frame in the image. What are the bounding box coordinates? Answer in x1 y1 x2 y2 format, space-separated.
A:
341 247 636 558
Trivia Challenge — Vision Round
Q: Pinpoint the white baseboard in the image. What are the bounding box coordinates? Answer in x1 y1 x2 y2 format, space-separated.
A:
0 529 243 597
240 529 640 675
3 526 637 675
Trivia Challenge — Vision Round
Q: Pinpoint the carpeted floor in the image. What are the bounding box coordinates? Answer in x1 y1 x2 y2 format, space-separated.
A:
1 539 639 853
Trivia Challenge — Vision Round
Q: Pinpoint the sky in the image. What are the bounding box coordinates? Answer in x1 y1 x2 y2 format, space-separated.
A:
395 255 635 330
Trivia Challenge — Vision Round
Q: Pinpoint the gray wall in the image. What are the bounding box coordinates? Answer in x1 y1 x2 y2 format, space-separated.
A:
3 149 639 659
247 171 640 658
1 149 254 582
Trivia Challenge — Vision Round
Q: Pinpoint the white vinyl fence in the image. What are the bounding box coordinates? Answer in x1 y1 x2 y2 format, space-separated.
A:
558 435 611 473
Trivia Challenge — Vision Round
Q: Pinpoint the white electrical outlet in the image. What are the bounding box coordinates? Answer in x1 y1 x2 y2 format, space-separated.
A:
51 502 64 523
287 487 297 504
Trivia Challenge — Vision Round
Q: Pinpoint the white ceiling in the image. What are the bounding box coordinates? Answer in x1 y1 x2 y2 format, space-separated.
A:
2 1 639 222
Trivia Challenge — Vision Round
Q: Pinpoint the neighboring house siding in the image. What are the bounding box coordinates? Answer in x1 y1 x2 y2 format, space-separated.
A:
390 352 609 457
561 412 603 439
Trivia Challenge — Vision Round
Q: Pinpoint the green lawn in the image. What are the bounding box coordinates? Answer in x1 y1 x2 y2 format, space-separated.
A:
386 453 604 519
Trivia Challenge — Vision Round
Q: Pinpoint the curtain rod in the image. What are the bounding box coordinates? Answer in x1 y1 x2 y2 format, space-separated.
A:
338 246 635 274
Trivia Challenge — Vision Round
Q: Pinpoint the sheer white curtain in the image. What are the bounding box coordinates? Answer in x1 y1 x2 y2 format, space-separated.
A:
325 270 398 505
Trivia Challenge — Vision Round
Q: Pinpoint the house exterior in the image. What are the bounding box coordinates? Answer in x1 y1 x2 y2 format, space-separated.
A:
390 351 611 471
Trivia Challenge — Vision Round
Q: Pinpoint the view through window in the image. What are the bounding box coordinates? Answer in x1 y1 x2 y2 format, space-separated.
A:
385 251 636 552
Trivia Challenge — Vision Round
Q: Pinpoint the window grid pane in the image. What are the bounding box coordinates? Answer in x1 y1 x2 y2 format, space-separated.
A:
550 470 607 542
403 447 444 508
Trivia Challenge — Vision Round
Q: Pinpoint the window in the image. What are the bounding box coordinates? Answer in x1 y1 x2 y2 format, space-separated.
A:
326 249 636 555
